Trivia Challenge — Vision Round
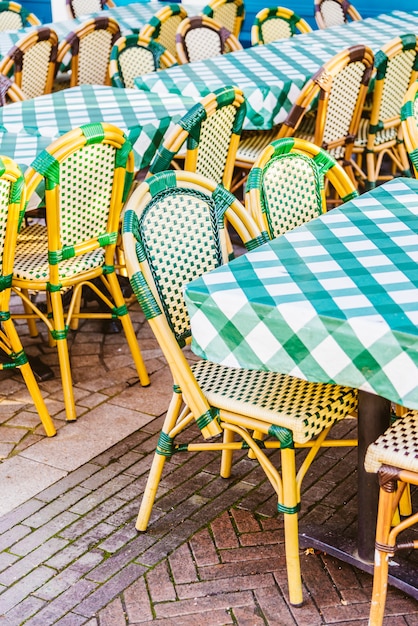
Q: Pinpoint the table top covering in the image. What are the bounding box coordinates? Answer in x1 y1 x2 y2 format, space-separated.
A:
134 9 418 130
185 177 418 409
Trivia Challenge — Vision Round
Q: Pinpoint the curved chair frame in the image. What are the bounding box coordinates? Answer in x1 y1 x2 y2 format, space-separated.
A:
353 34 418 189
56 16 121 87
0 155 55 436
176 15 242 65
12 123 149 423
201 0 245 38
0 74 25 105
139 3 188 61
109 34 176 89
245 137 358 239
251 6 312 45
66 0 115 19
401 79 418 177
0 1 41 29
122 168 357 607
148 85 246 191
314 0 362 29
0 27 58 99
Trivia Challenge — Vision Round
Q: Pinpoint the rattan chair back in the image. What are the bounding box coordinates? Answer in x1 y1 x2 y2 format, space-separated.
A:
123 168 357 608
139 3 188 60
0 155 55 436
109 34 176 89
251 6 312 45
314 0 362 29
66 0 115 19
148 85 246 190
365 410 418 625
0 1 40 29
353 34 418 188
11 122 149 422
246 137 358 239
176 15 242 64
56 16 121 87
0 27 58 99
0 73 24 104
201 0 245 38
401 79 418 176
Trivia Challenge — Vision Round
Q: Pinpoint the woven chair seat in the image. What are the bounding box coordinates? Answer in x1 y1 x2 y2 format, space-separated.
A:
193 359 357 445
235 128 279 165
13 223 105 282
354 118 398 147
365 410 418 474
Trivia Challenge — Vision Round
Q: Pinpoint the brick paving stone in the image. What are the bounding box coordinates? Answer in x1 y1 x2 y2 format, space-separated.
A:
53 613 94 626
124 576 153 622
59 498 127 540
0 537 67 585
3 595 46 625
147 561 176 603
0 551 18 574
168 543 198 585
85 533 155 583
255 586 297 625
0 525 31 551
153 590 255 618
96 596 126 626
69 474 136 515
31 464 100 503
220 544 283 563
0 565 54 613
210 511 239 550
0 499 44 535
45 523 116 571
233 605 267 625
11 511 78 556
22 487 89 529
176 573 274 600
189 528 219 566
23 578 98 625
200 557 285 581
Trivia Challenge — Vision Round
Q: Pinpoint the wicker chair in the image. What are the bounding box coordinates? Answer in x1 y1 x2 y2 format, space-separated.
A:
365 411 418 626
66 0 115 19
251 6 312 45
11 123 149 423
139 3 188 61
401 79 418 177
201 0 245 38
234 44 374 190
122 168 357 607
352 34 418 189
148 85 246 191
0 74 25 104
0 1 40 29
56 16 121 87
314 0 362 29
176 15 242 64
0 155 56 437
245 137 358 239
109 34 176 89
0 27 58 99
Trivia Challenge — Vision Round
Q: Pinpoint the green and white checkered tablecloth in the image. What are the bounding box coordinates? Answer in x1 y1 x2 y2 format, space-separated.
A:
185 178 418 409
134 10 418 130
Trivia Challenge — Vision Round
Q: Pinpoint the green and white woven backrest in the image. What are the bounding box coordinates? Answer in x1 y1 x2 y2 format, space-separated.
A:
145 5 187 58
318 0 346 27
116 43 159 88
0 8 23 29
202 0 245 37
78 28 115 85
0 156 24 295
69 0 103 18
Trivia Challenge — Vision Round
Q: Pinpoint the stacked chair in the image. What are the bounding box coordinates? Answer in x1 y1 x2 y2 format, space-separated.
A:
11 123 149 423
314 0 362 29
0 1 41 29
401 79 418 176
139 4 188 62
66 0 115 19
0 27 58 99
175 15 242 64
251 6 312 45
109 34 177 89
352 34 418 189
122 168 358 607
0 155 55 437
201 0 245 38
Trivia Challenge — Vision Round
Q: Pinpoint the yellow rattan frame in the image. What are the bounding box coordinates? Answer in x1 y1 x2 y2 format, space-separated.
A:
66 0 115 19
139 3 188 61
0 1 41 29
251 6 312 45
0 27 58 99
11 123 149 423
201 0 245 38
401 79 418 177
176 14 242 64
56 16 121 87
314 0 362 29
0 155 55 436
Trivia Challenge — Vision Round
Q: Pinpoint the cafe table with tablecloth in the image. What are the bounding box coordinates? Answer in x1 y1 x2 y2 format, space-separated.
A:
134 10 418 130
184 177 418 597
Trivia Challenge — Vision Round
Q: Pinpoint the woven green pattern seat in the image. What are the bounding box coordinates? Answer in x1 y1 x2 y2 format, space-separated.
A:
66 0 114 19
109 34 176 89
201 0 245 38
175 15 242 65
0 1 40 29
352 34 417 189
251 6 312 46
314 0 362 29
0 27 58 99
123 168 357 608
401 79 418 177
0 155 55 437
139 3 188 61
12 122 149 423
364 410 418 625
245 137 358 239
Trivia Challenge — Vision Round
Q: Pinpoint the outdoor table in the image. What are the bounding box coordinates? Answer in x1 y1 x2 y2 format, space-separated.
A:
134 9 418 130
184 177 418 598
0 84 194 205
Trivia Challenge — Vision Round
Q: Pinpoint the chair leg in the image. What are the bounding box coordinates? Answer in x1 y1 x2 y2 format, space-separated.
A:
280 446 303 607
220 427 235 478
